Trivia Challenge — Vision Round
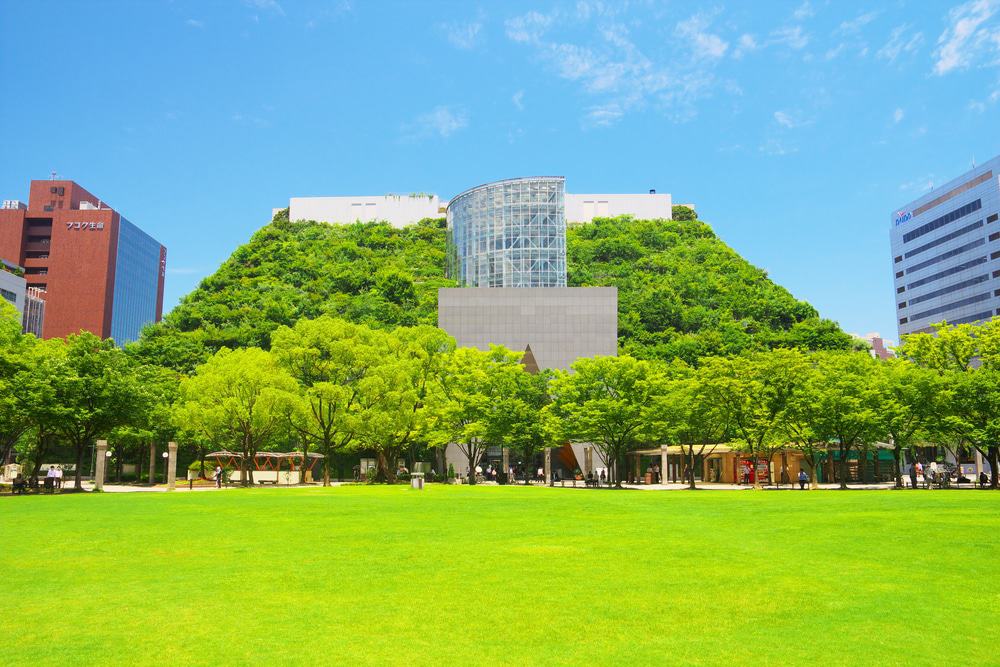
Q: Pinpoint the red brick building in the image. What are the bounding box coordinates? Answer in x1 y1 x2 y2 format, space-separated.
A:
0 180 166 342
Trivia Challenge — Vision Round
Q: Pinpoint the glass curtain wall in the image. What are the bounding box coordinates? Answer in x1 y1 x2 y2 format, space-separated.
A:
447 177 567 288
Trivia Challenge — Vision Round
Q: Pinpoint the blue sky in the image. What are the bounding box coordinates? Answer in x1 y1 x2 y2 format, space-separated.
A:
2 0 1000 344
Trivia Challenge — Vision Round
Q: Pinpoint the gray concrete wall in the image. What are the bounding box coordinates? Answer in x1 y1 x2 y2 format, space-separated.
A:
437 287 618 371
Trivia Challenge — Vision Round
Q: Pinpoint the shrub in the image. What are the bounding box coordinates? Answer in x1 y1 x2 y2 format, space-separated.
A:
365 467 377 484
447 463 455 480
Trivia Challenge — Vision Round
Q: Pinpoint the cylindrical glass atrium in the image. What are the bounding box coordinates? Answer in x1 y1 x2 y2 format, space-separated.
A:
446 176 567 288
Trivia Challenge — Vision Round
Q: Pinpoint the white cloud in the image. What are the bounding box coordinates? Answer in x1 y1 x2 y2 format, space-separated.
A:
968 79 1000 110
877 24 925 62
584 103 624 127
899 175 935 192
838 11 878 35
512 90 525 110
893 107 905 123
505 10 553 43
759 138 798 156
404 106 469 140
933 0 1000 75
732 33 758 59
186 18 205 29
675 12 729 60
441 20 483 50
774 110 795 128
793 1 814 21
773 110 811 128
244 0 284 16
505 10 731 126
767 25 809 50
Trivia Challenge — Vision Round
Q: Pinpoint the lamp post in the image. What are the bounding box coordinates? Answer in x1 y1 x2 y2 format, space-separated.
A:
162 451 169 485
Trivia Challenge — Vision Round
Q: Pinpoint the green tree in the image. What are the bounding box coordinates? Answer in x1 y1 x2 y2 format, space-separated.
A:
548 355 657 488
0 301 34 466
899 320 1000 488
271 317 387 485
425 346 525 485
785 352 880 489
700 349 807 489
645 362 731 489
871 359 947 488
176 347 298 485
46 333 148 489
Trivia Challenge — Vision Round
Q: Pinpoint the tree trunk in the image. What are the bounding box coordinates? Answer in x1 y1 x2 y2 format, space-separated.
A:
892 448 903 489
467 448 476 486
688 447 696 490
839 445 849 490
323 450 331 487
989 447 999 490
74 442 85 490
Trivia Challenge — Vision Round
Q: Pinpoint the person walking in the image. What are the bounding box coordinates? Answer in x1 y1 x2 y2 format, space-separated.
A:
214 465 223 488
915 460 924 488
798 469 809 490
909 460 918 489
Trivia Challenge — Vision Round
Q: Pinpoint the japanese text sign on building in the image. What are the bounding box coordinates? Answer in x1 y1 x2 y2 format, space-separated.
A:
66 222 105 231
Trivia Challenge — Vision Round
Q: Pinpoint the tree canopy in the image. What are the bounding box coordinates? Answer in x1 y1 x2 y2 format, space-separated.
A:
133 211 854 368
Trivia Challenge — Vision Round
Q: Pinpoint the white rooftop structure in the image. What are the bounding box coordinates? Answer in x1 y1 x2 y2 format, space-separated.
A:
287 194 443 228
282 184 674 228
565 192 672 223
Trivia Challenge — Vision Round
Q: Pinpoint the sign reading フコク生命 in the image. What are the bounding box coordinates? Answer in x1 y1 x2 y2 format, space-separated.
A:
66 222 105 231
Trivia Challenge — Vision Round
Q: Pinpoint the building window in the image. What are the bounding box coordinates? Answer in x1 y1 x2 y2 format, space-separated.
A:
988 213 999 224
895 271 904 278
902 199 982 243
909 292 993 323
899 317 908 324
904 220 983 259
898 301 907 309
894 255 903 263
897 286 905 294
906 274 990 306
905 238 985 274
990 232 1000 242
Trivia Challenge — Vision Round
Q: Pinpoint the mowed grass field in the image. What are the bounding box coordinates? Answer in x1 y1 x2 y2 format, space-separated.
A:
3 486 999 666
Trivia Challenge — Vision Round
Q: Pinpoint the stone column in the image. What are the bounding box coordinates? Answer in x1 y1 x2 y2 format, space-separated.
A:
94 440 108 491
167 441 178 490
544 448 552 485
661 446 668 485
501 447 510 481
975 450 983 481
148 443 157 485
584 446 593 477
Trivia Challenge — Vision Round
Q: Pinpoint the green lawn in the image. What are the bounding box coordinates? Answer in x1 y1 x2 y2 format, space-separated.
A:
3 486 998 665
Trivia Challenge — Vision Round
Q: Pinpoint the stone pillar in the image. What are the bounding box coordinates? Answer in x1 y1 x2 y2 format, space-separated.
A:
148 443 157 485
167 441 178 490
661 446 668 485
544 448 552 485
975 450 983 480
94 440 108 491
501 447 510 481
584 446 593 477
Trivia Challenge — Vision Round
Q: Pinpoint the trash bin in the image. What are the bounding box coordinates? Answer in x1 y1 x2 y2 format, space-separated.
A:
410 472 425 490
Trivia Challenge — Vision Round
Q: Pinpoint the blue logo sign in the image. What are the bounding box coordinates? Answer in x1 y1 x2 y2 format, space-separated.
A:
894 210 912 226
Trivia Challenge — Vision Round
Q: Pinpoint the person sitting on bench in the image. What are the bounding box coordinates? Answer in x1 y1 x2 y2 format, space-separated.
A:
980 472 991 489
12 473 27 495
